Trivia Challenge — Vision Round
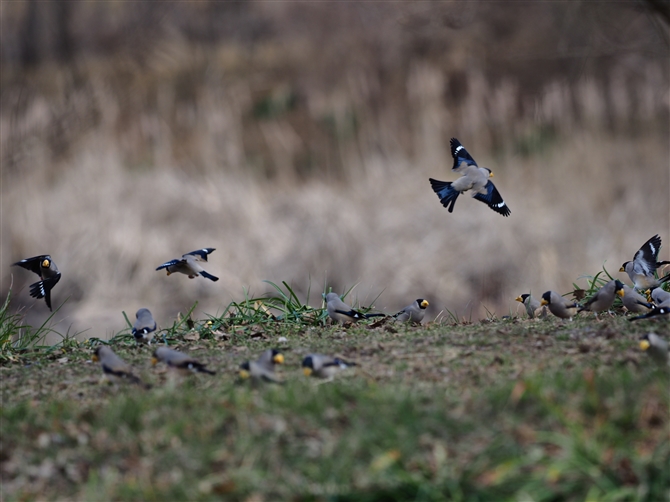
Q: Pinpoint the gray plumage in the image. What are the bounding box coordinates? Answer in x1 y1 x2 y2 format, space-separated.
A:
132 308 157 343
93 346 147 387
152 347 216 375
578 280 625 318
11 255 62 311
649 287 670 307
639 333 669 366
156 248 219 282
621 285 652 314
541 291 578 320
302 353 356 379
325 292 383 324
515 294 546 319
619 235 670 290
394 299 429 323
239 349 284 383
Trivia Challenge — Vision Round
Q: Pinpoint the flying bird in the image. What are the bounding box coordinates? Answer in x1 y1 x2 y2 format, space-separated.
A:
620 235 670 290
429 138 510 217
156 248 219 281
11 255 61 311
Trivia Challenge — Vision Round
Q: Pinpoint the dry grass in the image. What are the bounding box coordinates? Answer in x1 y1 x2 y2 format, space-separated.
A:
1 4 668 339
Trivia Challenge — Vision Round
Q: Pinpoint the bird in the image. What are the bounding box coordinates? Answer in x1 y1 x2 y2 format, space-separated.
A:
156 248 219 281
132 308 157 343
541 291 579 321
151 347 216 375
325 292 385 324
648 287 670 307
239 349 285 384
621 285 653 314
619 234 670 290
429 138 510 217
393 299 429 323
302 354 356 379
11 255 61 311
638 333 669 366
630 305 670 322
92 346 149 387
577 280 625 319
515 294 546 319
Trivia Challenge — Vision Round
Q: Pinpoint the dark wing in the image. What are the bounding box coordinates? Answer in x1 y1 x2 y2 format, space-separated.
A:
185 248 215 261
630 306 669 321
28 274 61 311
450 137 478 171
633 235 662 274
473 181 511 217
335 309 367 320
12 255 50 277
156 259 182 271
429 178 459 213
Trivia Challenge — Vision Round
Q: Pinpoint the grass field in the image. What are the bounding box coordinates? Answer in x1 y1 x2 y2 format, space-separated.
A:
1 292 668 501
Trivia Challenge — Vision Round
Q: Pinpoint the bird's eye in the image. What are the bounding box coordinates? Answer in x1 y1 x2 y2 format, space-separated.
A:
42 259 50 267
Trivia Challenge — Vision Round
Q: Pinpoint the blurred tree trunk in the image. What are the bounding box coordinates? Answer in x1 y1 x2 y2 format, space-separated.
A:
53 0 74 63
19 0 40 67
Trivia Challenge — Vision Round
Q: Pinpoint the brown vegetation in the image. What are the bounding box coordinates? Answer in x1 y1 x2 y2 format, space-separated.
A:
1 2 668 337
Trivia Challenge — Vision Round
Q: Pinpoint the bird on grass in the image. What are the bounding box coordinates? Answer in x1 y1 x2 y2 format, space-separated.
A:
630 305 669 322
515 294 547 319
577 280 625 320
93 346 150 388
156 248 219 281
302 354 356 379
541 291 579 321
11 255 61 311
132 308 157 344
394 299 429 323
647 287 670 307
152 347 216 375
619 235 670 290
325 292 385 324
429 138 510 217
638 333 669 366
621 285 653 314
239 349 284 384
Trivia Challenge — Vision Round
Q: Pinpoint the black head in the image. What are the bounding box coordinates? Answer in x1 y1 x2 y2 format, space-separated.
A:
93 346 103 357
416 299 429 309
541 291 552 303
520 294 530 301
614 280 625 290
239 361 250 371
302 356 314 369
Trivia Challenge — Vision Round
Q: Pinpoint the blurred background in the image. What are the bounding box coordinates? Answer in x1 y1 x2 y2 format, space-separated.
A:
1 1 669 338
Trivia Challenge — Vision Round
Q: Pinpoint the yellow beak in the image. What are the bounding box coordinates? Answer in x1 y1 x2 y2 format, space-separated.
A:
303 367 313 377
151 357 158 366
489 172 494 178
42 259 50 267
92 355 99 362
273 353 285 364
166 271 171 276
515 296 523 303
617 289 625 298
619 266 625 272
639 340 650 351
540 299 549 306
420 300 429 308
239 369 250 379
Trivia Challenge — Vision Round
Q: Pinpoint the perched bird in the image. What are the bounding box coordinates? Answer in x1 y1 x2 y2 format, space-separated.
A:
152 347 216 375
93 346 148 387
648 287 670 307
302 354 356 379
577 280 625 319
630 305 670 322
156 248 219 282
429 138 510 217
638 333 669 366
620 235 670 290
239 349 285 384
515 294 546 319
325 292 385 324
541 291 579 321
394 299 429 323
132 308 157 343
11 255 61 311
621 285 653 314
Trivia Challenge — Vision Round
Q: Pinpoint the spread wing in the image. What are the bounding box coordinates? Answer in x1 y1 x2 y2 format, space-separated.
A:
12 255 50 277
156 259 183 271
184 248 215 261
473 181 511 217
450 137 478 171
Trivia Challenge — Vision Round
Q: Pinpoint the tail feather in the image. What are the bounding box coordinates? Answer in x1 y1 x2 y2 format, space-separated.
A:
429 178 459 213
200 271 219 282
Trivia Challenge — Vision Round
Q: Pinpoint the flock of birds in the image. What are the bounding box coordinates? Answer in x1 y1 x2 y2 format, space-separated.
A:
10 138 670 387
